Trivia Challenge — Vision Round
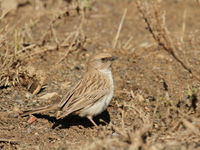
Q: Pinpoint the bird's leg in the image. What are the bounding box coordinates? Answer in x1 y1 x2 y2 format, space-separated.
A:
87 116 97 127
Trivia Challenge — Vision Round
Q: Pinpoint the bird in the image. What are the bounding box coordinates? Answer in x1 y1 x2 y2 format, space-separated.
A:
20 53 116 127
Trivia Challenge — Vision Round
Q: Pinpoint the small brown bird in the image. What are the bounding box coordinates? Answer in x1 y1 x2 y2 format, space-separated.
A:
21 53 116 127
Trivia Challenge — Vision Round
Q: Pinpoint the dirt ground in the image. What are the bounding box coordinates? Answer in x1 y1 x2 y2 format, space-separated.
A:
0 0 200 149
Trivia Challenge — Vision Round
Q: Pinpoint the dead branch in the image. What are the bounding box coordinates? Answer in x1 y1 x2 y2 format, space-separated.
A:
112 8 127 48
136 0 200 82
0 138 19 144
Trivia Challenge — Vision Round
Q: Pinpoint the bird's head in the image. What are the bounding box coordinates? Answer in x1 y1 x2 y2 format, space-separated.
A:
88 53 116 72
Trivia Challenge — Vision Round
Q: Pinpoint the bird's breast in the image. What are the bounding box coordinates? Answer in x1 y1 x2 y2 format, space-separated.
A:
78 70 114 117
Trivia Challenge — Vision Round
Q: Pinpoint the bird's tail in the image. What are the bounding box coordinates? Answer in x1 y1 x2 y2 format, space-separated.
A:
20 104 58 117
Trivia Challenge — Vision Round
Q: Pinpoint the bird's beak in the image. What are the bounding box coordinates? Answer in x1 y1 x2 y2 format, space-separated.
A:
110 56 117 61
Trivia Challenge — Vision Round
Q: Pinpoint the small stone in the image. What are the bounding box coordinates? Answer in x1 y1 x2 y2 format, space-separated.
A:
137 94 145 102
156 54 165 59
25 92 34 99
61 81 71 90
16 99 24 105
112 132 119 137
28 116 37 124
13 105 20 112
8 112 19 118
34 132 39 136
39 92 58 100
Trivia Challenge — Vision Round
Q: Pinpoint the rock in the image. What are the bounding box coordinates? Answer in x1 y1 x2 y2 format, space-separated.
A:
16 99 24 105
25 92 34 99
8 112 19 118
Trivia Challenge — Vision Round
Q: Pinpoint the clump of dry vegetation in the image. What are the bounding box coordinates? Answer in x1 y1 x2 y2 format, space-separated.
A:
136 0 200 82
0 26 47 96
0 30 29 87
0 0 88 92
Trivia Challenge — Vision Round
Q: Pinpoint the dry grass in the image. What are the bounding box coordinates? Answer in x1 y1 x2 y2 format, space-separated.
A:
0 31 27 87
0 0 87 91
136 0 200 82
0 26 45 95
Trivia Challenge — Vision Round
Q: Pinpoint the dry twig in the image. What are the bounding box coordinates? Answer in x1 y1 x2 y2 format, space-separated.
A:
56 13 86 64
136 0 200 81
0 138 19 144
113 8 127 48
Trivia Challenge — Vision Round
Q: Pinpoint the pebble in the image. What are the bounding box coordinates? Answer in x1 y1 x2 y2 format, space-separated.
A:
16 99 24 105
112 132 119 137
8 112 19 118
39 92 58 100
25 92 34 99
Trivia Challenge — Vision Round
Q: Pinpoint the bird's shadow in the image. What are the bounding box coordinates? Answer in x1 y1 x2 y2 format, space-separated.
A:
34 110 110 129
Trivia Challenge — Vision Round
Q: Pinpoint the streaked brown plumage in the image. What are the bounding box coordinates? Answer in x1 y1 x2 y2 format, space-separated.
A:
21 53 116 127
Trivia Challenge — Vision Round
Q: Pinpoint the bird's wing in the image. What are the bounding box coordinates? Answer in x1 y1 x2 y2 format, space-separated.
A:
57 79 82 109
56 71 110 119
56 88 109 119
